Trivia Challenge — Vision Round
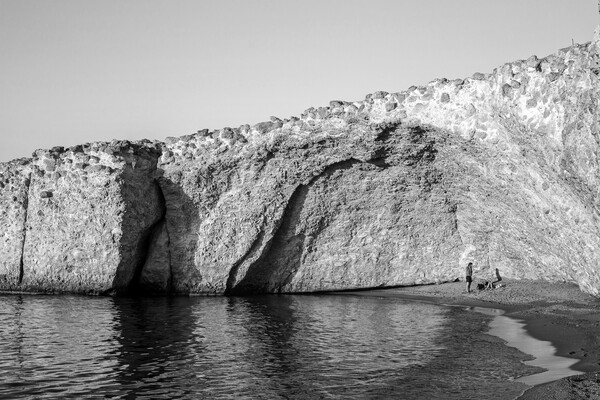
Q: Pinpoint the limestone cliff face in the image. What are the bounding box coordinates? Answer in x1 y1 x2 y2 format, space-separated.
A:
0 142 163 294
3 29 600 296
158 123 467 295
0 161 30 289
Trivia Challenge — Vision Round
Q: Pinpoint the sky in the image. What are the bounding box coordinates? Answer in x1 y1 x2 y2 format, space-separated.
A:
0 0 598 162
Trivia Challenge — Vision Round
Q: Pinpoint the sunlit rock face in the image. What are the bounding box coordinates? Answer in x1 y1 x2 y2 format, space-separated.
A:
0 142 163 294
0 161 31 290
159 123 466 294
2 28 600 296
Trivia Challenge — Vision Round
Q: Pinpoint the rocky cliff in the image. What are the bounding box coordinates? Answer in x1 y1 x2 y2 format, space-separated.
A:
3 28 600 296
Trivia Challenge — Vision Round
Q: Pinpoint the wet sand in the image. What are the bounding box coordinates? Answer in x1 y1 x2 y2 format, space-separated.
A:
338 279 600 399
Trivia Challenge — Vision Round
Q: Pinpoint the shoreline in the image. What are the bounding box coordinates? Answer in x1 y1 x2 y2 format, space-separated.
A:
332 279 600 399
3 280 598 398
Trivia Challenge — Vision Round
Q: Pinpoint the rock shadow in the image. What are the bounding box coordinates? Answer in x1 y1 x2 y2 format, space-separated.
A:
109 296 198 397
231 159 361 294
153 174 202 294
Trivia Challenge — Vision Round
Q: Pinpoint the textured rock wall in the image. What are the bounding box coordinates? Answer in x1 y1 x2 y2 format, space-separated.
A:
154 27 600 296
230 127 466 294
0 160 31 289
159 123 469 294
2 28 600 296
0 142 163 294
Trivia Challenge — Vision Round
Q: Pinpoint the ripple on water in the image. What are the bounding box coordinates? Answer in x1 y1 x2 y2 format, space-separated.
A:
0 294 538 399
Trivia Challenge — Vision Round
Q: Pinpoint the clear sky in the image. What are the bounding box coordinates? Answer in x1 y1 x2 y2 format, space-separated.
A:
0 0 597 162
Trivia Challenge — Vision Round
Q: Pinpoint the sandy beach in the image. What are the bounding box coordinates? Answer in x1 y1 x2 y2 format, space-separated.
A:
340 279 600 399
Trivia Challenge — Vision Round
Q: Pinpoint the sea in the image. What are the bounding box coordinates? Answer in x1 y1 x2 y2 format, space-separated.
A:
0 293 570 399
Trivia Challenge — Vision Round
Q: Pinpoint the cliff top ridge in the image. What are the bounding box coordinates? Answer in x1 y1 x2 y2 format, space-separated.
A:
2 25 599 169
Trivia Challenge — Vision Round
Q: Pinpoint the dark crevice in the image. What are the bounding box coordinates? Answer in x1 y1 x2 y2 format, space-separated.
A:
224 187 305 296
125 180 168 295
401 126 439 167
368 123 398 169
18 173 32 285
269 184 310 292
368 156 391 169
374 125 395 142
227 158 362 295
224 218 268 294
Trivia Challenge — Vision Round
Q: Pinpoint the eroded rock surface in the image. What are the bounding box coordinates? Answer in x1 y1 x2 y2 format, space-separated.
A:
0 160 31 290
3 28 600 296
1 142 163 294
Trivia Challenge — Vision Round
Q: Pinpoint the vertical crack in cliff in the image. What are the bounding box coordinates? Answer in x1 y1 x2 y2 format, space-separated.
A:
126 179 169 295
224 217 269 293
228 158 362 294
18 173 32 285
268 184 310 291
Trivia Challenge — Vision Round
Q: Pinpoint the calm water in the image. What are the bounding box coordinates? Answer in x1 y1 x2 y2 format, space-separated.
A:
0 293 541 399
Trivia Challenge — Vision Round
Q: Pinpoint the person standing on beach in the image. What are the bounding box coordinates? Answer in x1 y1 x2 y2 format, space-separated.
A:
465 262 473 293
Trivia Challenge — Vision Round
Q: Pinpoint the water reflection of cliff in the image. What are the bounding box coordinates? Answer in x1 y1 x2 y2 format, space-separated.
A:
224 295 449 398
111 296 201 398
1 294 539 399
111 294 450 398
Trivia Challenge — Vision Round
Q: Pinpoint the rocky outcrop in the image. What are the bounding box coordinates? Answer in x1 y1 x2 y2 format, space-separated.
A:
3 29 600 296
0 160 30 289
1 142 163 294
